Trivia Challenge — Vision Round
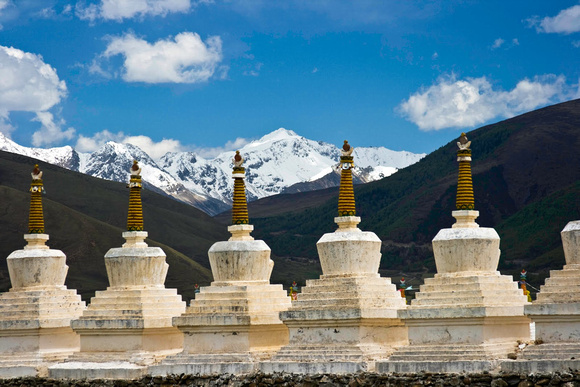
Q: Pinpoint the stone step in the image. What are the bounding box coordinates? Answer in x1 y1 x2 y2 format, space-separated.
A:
2 288 75 297
0 308 84 320
535 293 580 303
411 295 526 307
544 276 580 286
87 295 183 305
93 288 180 298
80 306 185 318
191 298 287 308
272 347 365 362
0 294 82 305
195 290 288 301
413 289 527 304
302 282 398 294
86 297 184 306
290 298 402 310
389 343 516 361
547 269 580 278
420 282 519 293
301 281 397 291
538 283 580 292
186 305 250 314
424 275 516 286
186 303 288 315
297 291 403 302
522 343 580 360
0 302 84 313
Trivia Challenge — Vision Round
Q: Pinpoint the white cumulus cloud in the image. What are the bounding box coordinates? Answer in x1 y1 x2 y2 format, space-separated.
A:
77 129 252 159
528 4 580 34
76 0 191 22
102 32 224 83
32 111 76 147
194 137 251 158
0 45 73 145
398 74 569 131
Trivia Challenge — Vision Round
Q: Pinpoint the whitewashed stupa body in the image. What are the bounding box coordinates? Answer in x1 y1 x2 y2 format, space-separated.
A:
263 141 407 374
50 161 186 380
378 134 530 373
152 151 291 376
0 165 85 377
502 220 580 372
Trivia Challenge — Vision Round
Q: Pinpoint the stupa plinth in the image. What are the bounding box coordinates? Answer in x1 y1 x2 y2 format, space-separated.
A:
263 141 407 374
502 221 580 373
0 165 85 378
378 134 530 374
151 151 291 376
51 161 186 380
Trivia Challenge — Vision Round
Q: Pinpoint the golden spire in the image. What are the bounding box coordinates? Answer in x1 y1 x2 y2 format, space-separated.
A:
28 164 45 234
231 151 249 225
456 133 475 210
338 140 356 216
127 160 144 231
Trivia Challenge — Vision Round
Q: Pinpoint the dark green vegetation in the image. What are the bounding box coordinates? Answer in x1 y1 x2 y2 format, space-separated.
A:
248 99 580 294
0 151 228 301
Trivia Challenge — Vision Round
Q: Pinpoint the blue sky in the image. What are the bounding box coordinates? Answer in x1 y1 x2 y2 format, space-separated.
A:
0 0 578 158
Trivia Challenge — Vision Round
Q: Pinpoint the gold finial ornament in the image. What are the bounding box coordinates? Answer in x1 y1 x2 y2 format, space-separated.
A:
127 160 144 231
338 140 356 216
456 133 475 210
28 164 45 234
231 151 249 225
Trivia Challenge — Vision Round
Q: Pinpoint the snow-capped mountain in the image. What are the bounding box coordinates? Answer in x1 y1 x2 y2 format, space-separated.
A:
0 129 425 215
161 129 425 206
0 132 228 215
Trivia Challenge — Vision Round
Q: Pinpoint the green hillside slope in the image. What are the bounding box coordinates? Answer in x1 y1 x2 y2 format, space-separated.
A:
0 151 226 301
250 99 580 292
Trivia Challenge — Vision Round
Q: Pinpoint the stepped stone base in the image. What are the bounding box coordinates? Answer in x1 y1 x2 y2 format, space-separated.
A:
501 342 580 373
509 262 580 373
55 282 186 380
268 274 407 373
0 238 85 378
153 282 291 376
501 341 580 373
525 265 580 343
387 271 530 372
70 287 185 354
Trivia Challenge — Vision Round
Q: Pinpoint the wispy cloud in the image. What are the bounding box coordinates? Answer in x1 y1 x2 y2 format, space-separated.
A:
243 62 263 77
527 4 580 34
491 37 519 50
398 73 572 131
76 0 192 22
96 31 224 84
491 38 504 49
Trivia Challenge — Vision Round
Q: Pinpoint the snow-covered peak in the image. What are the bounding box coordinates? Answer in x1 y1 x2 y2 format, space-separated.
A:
0 132 81 171
245 128 300 148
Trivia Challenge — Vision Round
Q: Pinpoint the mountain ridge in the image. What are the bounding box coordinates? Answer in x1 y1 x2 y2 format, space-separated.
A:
0 129 425 215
